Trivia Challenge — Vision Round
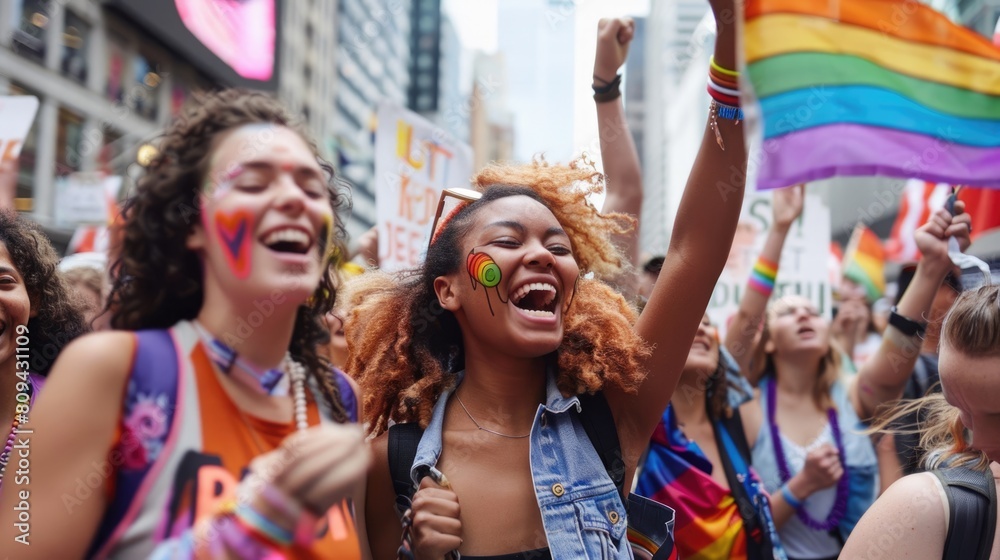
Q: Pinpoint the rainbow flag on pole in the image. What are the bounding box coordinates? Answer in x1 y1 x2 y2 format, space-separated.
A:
743 0 1000 190
842 224 886 302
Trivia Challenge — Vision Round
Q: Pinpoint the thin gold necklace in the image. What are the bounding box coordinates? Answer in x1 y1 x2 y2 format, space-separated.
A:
455 392 530 439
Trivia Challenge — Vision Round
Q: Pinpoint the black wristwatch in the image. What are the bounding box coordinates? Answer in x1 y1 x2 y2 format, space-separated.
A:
889 306 927 337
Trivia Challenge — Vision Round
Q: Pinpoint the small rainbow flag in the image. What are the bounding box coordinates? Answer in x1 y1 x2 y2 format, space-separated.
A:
743 0 1000 190
842 225 886 302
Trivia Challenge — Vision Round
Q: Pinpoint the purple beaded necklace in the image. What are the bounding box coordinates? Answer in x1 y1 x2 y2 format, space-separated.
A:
0 415 20 488
766 377 850 532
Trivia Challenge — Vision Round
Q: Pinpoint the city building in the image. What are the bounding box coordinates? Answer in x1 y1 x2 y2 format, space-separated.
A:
497 0 575 163
406 1 467 143
408 0 441 115
0 0 268 247
642 0 711 254
331 0 412 240
279 0 340 163
428 14 468 144
623 17 646 174
622 16 665 256
956 0 1000 35
469 51 514 170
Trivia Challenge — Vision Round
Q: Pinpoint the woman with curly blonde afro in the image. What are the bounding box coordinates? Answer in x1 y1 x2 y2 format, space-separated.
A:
357 10 748 559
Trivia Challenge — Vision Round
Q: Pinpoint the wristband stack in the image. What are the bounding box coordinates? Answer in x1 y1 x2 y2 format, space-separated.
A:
198 479 323 559
707 55 743 150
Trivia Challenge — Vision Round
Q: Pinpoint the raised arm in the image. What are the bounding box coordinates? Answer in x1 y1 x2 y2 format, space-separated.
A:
607 0 748 449
850 203 972 421
594 18 643 285
724 183 804 373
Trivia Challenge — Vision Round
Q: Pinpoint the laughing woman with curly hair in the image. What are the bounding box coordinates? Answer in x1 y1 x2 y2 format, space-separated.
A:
0 210 88 490
355 3 748 557
0 90 370 559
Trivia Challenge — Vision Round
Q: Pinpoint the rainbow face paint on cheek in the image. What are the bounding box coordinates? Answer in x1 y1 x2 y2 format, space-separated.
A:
468 251 501 287
212 208 255 280
467 249 508 316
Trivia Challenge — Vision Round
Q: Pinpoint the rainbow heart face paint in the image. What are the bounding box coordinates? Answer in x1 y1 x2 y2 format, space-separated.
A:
214 208 254 279
467 248 508 315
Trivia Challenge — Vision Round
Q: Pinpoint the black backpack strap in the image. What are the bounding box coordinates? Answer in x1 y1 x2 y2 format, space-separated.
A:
388 423 425 511
576 392 627 498
578 392 675 560
719 404 752 465
934 466 997 560
714 406 767 560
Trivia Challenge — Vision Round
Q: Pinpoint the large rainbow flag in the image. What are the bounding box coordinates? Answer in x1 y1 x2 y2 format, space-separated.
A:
743 0 1000 190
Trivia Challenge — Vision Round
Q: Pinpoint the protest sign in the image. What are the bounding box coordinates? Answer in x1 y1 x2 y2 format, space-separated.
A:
374 102 473 272
707 193 831 338
0 96 40 164
54 173 123 227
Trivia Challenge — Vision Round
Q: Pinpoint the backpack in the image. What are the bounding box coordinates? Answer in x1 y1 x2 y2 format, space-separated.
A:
388 391 676 559
88 329 358 558
932 466 997 560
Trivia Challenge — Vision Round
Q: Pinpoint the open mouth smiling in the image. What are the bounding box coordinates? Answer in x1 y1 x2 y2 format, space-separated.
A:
261 227 313 255
510 282 559 318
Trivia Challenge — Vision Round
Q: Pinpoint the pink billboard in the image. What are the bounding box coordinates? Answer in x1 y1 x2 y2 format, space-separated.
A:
174 0 275 81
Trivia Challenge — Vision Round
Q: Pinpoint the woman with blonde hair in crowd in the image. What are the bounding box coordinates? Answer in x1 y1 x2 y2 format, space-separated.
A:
740 205 972 560
842 284 1000 560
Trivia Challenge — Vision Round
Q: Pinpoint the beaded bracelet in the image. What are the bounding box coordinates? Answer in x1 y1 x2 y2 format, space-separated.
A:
709 100 744 150
749 256 778 297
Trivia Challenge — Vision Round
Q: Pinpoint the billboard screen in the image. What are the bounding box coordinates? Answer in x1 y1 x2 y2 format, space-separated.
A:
105 0 281 90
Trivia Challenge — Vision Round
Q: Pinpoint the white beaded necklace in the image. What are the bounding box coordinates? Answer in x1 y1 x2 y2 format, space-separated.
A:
283 353 309 432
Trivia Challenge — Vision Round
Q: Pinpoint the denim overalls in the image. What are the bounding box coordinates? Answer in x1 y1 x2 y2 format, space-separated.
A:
411 372 633 558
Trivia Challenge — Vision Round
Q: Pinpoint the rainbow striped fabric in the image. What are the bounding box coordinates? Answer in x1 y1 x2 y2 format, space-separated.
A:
637 407 750 560
843 224 886 301
744 0 1000 190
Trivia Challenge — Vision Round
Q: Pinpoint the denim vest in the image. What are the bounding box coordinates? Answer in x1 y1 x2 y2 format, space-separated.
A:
411 372 633 559
753 377 878 547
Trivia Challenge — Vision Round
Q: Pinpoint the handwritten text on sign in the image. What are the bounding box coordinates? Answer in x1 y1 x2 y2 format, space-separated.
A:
707 193 831 339
374 103 472 272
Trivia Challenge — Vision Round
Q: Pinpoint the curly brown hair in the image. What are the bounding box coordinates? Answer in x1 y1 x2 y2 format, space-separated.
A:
107 89 351 422
347 161 649 435
0 210 88 375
